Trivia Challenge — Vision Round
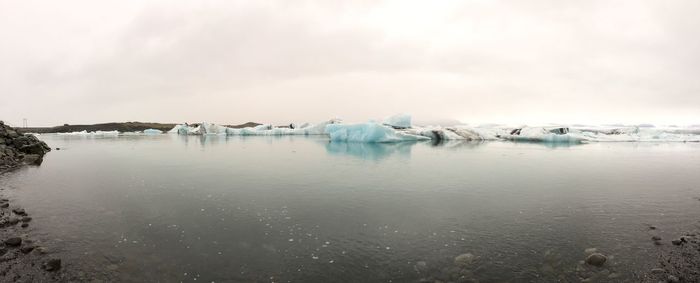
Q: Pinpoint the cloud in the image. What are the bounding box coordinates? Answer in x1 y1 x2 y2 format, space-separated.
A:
0 0 698 126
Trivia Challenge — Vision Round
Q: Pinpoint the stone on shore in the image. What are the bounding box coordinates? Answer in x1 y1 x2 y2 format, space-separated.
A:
20 245 35 254
4 237 22 246
12 208 26 215
43 258 62 271
454 253 476 267
584 253 607 267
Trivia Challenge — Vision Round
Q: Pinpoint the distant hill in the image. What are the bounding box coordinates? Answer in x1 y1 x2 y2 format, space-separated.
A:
23 122 178 133
23 121 264 133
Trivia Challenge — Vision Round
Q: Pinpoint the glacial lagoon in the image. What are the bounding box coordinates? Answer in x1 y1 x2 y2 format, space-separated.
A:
1 134 699 282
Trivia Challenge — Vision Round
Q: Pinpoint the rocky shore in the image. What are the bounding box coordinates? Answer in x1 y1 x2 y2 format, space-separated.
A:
0 121 76 281
642 229 700 283
0 121 51 172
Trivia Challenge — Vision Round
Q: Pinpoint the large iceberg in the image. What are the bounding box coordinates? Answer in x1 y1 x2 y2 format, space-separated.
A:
325 122 429 143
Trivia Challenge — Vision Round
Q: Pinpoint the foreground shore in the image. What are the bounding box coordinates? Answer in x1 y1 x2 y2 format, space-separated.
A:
0 122 75 281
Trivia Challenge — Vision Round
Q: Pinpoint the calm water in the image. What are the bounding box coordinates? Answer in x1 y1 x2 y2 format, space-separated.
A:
1 135 700 282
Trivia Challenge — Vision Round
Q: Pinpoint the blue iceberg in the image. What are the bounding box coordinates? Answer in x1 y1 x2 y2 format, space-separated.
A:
325 122 429 143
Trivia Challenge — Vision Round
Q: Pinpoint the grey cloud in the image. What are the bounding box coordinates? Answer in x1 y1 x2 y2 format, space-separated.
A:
0 0 698 126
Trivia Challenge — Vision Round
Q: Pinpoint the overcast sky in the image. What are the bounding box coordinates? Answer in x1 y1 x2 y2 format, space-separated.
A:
1 0 699 127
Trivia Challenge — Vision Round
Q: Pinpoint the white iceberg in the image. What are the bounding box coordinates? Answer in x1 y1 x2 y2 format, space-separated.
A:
165 117 700 143
57 130 120 136
325 122 429 143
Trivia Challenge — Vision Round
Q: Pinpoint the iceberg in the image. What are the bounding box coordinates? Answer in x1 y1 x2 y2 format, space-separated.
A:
383 114 412 129
502 127 586 143
325 122 429 143
165 117 700 143
57 130 120 136
143 129 163 135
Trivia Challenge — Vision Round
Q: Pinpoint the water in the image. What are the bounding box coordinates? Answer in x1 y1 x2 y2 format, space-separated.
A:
1 135 700 282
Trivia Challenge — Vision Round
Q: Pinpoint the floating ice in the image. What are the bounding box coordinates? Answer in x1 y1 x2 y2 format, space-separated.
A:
166 117 700 143
143 129 162 135
325 122 429 143
57 130 120 136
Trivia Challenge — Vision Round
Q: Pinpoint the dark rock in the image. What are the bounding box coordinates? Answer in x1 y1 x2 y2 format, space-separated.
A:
0 203 8 208
55 147 60 150
20 223 28 228
21 216 31 222
4 237 22 246
672 239 682 246
21 154 43 165
649 225 657 230
42 258 61 271
20 245 35 254
585 253 607 267
12 208 26 215
652 236 662 241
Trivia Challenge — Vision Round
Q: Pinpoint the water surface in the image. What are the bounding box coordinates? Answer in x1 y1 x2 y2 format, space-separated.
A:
2 135 699 282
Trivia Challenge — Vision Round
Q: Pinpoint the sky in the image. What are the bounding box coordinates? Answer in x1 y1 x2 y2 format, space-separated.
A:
1 0 699 127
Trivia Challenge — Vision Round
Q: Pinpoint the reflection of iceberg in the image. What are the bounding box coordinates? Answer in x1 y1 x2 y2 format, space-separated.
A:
325 141 416 160
325 123 429 143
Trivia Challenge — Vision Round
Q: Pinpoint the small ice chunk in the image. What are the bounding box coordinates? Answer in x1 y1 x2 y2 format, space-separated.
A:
143 129 162 135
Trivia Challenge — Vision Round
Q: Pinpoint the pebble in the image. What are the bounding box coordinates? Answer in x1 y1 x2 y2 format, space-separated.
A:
21 216 31 222
12 208 26 216
34 246 49 254
43 258 62 271
668 275 680 283
20 223 28 228
671 239 682 246
4 237 22 246
584 253 607 267
454 253 476 267
652 236 662 241
20 245 35 254
651 268 665 274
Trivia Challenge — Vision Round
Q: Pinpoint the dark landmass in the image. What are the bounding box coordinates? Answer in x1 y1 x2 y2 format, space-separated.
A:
224 122 262 129
22 121 263 133
23 122 176 133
